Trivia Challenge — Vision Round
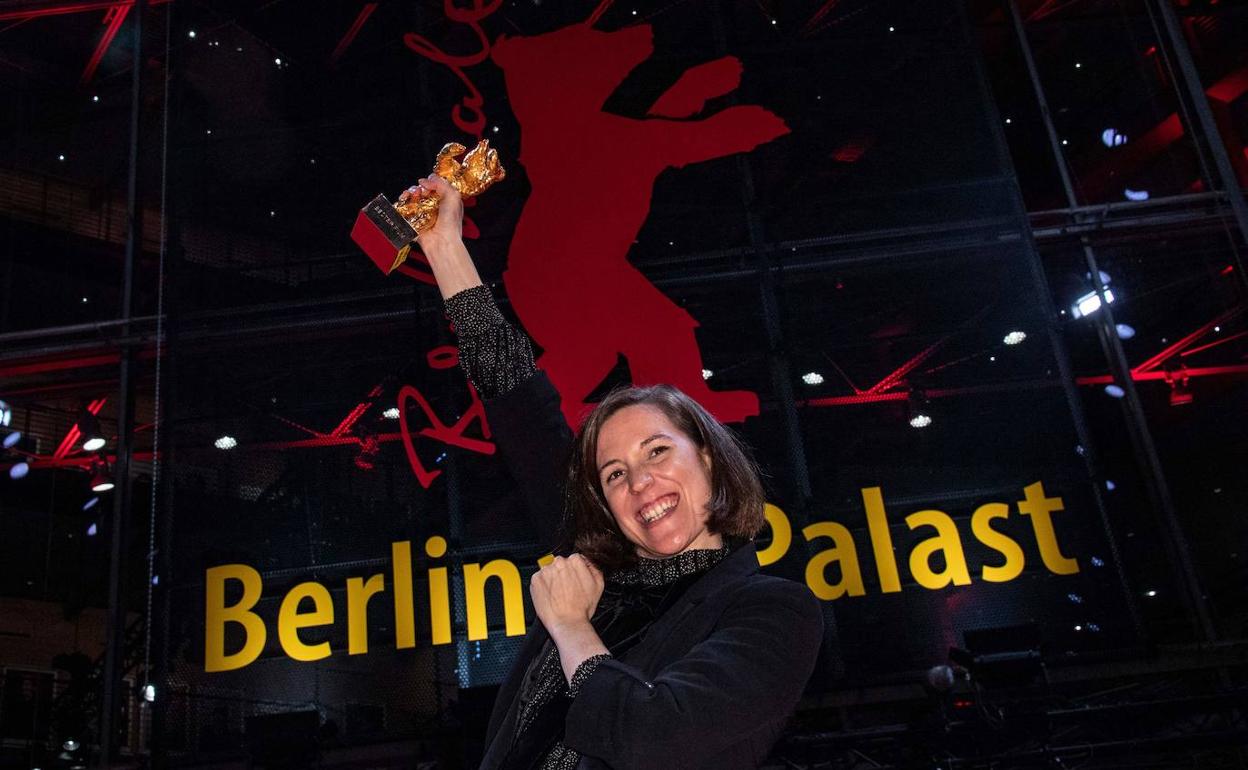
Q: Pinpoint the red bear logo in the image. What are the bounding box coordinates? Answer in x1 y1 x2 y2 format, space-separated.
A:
492 20 789 425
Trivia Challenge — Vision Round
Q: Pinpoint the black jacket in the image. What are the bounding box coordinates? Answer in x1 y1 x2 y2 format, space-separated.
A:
479 372 824 770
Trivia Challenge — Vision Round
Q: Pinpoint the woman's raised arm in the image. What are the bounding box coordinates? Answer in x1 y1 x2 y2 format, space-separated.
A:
411 175 574 549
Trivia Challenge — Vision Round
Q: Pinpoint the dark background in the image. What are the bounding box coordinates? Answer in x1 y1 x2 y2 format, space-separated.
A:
1 0 1245 767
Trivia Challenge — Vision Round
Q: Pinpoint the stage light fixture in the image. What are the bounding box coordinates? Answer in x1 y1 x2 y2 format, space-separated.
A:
214 435 238 450
1145 590 1157 597
63 740 80 752
90 459 114 493
143 683 156 702
188 29 196 38
907 392 932 429
1124 188 1149 201
383 407 400 419
58 154 66 161
92 95 99 103
701 369 713 380
83 497 99 512
1101 128 1128 147
1070 288 1115 319
1003 330 1026 345
1104 384 1125 398
1090 556 1104 567
10 462 29 480
3 430 20 449
274 57 282 65
800 372 824 385
78 406 105 452
87 523 98 536
1106 479 1116 491
1167 373 1193 407
0 399 9 426
1115 323 1135 339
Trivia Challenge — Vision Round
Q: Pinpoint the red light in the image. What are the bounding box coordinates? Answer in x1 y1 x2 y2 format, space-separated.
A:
953 699 974 708
1221 265 1235 276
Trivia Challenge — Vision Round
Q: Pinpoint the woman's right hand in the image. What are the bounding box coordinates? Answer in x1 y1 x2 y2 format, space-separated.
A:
404 174 463 253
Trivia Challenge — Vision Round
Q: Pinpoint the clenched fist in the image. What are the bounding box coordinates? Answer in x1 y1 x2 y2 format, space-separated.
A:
530 554 604 633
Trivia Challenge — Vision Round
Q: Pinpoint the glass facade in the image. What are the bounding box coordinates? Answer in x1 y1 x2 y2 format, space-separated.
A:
1 1 1244 767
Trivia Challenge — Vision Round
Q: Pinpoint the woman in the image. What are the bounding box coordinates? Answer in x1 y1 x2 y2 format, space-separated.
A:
405 176 823 770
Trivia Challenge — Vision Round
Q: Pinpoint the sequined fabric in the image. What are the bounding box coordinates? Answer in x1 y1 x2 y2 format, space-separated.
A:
443 284 538 400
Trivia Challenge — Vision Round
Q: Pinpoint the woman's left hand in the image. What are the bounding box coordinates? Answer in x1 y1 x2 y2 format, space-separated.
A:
531 554 604 633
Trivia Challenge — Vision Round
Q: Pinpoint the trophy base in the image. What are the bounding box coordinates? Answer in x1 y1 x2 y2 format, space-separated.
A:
352 194 419 274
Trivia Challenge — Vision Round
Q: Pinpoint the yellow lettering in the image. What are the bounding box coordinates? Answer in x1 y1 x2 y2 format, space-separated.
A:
802 521 865 600
347 574 385 655
756 503 793 567
277 582 334 661
905 509 972 590
1018 481 1079 575
392 541 416 649
862 487 901 593
205 564 267 673
971 503 1025 583
426 536 452 645
464 559 525 641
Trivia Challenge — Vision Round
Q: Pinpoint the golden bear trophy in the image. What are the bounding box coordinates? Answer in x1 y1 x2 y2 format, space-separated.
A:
352 140 506 275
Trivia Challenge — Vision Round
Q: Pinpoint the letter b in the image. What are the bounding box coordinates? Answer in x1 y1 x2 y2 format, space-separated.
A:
205 564 266 672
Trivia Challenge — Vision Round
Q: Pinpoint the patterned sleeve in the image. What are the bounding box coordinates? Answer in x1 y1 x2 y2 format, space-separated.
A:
443 284 539 400
567 653 613 698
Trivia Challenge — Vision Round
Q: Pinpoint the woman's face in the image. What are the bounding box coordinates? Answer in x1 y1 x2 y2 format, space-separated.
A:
594 404 722 559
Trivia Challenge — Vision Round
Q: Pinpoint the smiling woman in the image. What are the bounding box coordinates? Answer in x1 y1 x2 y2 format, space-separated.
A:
570 388 767 567
412 174 823 770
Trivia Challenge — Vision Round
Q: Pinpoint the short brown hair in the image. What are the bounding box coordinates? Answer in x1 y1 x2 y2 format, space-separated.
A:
563 384 766 571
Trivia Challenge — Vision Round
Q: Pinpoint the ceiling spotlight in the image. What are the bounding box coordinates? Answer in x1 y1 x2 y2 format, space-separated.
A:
1104 384 1125 398
188 29 197 38
1070 288 1115 319
10 462 29 480
1101 128 1128 147
87 523 98 536
3 430 21 449
90 458 114 493
1124 188 1150 201
907 391 932 429
1145 589 1157 597
274 57 282 65
1115 323 1135 339
0 399 10 426
1105 479 1116 491
214 435 238 450
63 740 80 752
701 369 713 380
1003 330 1027 345
83 496 99 512
382 407 400 420
78 405 105 452
92 95 99 103
801 372 824 386
58 154 66 161
142 683 156 702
